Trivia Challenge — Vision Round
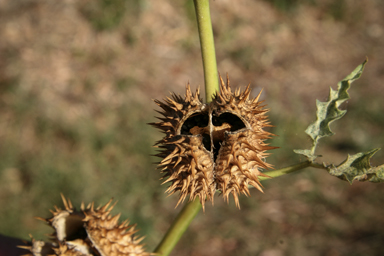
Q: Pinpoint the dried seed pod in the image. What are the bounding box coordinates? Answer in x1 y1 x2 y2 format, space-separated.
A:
52 243 90 256
41 195 85 243
151 74 276 209
213 75 276 208
19 236 55 256
83 200 149 256
20 195 151 256
151 87 215 210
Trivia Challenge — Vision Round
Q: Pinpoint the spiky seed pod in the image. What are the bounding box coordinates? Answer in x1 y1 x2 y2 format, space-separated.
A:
151 87 215 210
213 75 277 208
19 236 55 256
83 200 149 256
20 195 151 256
53 243 90 256
41 195 86 243
151 74 276 209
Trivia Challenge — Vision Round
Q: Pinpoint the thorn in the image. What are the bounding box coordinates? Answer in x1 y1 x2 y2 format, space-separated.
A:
81 202 85 211
111 213 121 224
60 193 69 210
254 89 263 103
226 73 230 89
67 198 73 210
99 198 114 212
34 216 47 222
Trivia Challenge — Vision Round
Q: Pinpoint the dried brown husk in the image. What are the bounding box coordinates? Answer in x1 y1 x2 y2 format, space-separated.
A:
20 195 151 256
19 236 55 256
151 74 276 209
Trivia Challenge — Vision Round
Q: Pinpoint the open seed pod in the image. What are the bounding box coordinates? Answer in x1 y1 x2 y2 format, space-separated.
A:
151 74 276 209
20 195 151 256
19 237 55 256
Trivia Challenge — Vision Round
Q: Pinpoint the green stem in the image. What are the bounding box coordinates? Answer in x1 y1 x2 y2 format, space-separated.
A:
153 198 202 255
259 161 327 181
193 0 219 103
153 1 218 255
259 161 312 181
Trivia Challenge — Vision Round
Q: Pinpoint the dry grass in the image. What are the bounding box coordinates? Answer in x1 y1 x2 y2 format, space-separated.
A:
0 0 384 255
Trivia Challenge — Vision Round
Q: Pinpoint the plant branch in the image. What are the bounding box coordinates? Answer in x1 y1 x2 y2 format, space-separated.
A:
259 161 312 180
259 161 328 181
153 198 202 256
193 0 219 103
153 1 218 255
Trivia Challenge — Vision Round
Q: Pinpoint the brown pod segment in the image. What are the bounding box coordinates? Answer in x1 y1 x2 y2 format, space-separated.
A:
151 74 276 210
20 195 152 256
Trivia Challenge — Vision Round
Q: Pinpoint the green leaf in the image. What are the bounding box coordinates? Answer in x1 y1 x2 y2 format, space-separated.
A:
292 149 320 162
294 59 367 161
327 148 384 184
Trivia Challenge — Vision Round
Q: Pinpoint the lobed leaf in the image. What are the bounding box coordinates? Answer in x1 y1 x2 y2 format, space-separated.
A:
327 149 384 184
293 149 319 162
294 59 367 161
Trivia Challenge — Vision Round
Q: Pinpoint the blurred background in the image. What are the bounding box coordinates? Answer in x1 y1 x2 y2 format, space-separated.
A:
0 0 383 255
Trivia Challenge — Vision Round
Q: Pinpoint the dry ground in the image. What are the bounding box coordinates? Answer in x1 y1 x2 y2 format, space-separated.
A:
0 0 384 255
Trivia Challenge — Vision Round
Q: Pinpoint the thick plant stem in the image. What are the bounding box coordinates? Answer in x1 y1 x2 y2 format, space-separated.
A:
193 0 219 103
154 198 202 256
153 1 217 255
